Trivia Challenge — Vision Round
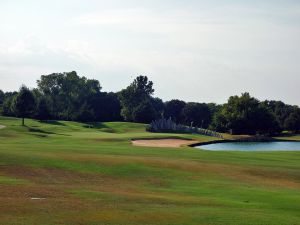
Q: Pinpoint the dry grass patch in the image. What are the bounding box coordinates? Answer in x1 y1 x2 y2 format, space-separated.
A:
33 153 300 190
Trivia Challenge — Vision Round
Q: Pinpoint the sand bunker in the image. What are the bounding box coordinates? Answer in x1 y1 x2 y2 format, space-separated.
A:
0 125 6 129
132 138 199 148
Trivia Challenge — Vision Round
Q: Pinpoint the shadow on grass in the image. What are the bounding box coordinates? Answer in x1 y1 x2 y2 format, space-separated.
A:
83 122 117 133
26 127 70 136
32 134 49 138
85 122 108 129
40 120 66 126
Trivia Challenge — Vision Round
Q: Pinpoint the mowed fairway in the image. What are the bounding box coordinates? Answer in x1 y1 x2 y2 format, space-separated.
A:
0 117 300 225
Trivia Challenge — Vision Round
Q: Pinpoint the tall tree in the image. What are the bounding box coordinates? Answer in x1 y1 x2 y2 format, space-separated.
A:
0 89 4 105
164 99 186 123
11 86 36 126
89 92 122 122
118 76 155 123
2 97 14 116
74 103 95 122
37 71 101 120
0 90 4 114
1 92 18 116
262 100 295 129
284 109 300 133
132 99 156 123
36 97 51 121
182 102 212 128
151 97 165 120
212 93 280 135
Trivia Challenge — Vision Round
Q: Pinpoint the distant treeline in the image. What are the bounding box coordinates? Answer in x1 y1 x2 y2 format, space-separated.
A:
0 71 299 135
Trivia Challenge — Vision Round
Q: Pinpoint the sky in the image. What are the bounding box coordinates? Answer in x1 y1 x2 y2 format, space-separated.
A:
0 0 299 105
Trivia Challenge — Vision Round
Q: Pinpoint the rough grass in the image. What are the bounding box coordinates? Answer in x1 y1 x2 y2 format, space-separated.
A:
0 116 300 225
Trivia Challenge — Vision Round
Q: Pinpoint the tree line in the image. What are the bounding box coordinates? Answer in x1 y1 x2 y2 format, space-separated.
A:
0 71 300 135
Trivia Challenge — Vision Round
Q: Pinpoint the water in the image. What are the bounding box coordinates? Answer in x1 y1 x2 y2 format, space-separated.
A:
196 141 300 151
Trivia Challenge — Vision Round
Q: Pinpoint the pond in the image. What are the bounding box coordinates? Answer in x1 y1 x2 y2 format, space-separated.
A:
195 141 300 151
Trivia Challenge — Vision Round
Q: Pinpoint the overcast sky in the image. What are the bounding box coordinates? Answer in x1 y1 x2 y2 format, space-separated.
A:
0 0 299 105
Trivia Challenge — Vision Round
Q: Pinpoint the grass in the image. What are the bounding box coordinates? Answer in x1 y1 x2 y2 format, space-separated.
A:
0 116 300 225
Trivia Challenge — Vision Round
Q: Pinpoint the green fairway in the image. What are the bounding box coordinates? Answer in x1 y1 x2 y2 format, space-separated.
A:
0 116 300 225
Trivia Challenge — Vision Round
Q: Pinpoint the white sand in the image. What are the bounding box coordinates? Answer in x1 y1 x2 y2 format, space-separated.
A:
132 139 198 148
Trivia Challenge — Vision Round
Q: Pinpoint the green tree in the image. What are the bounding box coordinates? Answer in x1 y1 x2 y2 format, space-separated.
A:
1 92 18 116
255 104 281 135
37 71 101 120
182 102 211 128
164 99 186 123
262 100 295 130
2 97 14 116
0 89 4 105
89 92 122 122
11 86 36 126
132 100 156 123
73 103 95 122
0 90 4 114
284 109 300 133
151 97 165 120
211 107 227 132
118 76 155 122
36 97 51 121
212 93 280 135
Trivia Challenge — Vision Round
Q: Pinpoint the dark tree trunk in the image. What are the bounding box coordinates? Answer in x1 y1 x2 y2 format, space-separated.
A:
22 117 25 126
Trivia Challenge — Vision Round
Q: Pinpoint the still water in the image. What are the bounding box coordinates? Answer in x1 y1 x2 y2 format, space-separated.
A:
196 141 300 151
